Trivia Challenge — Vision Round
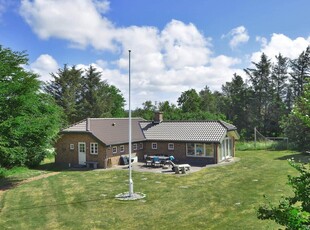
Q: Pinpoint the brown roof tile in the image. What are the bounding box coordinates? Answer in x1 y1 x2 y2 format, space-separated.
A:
63 118 146 145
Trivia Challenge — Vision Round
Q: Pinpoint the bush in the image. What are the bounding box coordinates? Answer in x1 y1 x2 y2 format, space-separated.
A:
257 160 310 229
0 166 7 178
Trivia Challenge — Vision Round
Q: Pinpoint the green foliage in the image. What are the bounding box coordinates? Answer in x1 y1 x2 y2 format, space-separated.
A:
45 65 125 125
257 160 310 229
290 46 310 97
0 167 7 178
281 113 310 151
177 88 201 113
44 64 83 124
0 45 62 168
293 79 310 128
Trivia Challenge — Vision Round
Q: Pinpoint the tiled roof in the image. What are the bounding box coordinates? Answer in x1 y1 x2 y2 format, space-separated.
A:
140 120 237 143
62 118 146 145
62 118 238 144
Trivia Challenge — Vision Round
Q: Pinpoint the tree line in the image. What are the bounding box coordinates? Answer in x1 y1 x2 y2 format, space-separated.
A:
0 44 309 168
132 47 310 151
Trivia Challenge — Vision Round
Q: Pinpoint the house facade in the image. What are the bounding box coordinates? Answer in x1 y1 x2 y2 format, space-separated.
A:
55 113 239 168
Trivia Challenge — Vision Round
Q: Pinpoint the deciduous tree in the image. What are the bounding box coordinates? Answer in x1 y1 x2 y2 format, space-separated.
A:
0 45 62 167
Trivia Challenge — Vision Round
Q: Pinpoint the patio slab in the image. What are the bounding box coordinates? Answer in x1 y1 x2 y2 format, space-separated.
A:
110 157 240 174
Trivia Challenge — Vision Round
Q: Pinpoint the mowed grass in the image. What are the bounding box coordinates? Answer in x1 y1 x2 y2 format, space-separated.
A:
0 150 308 230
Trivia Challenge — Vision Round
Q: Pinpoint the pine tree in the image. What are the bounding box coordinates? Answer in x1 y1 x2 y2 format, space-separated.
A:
290 46 310 98
245 53 272 135
44 64 83 125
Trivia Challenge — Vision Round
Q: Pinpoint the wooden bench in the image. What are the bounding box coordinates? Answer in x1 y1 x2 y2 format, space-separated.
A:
86 161 98 169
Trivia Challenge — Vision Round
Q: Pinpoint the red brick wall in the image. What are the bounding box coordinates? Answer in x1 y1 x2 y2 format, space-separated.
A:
55 133 145 168
55 133 106 168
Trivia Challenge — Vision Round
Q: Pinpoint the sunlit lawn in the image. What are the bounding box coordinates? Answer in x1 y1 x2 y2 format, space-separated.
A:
0 150 308 229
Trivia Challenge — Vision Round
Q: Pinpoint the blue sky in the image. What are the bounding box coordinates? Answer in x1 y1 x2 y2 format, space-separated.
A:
1 0 310 108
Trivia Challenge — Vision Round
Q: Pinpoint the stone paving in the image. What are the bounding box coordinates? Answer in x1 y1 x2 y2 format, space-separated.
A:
110 157 240 174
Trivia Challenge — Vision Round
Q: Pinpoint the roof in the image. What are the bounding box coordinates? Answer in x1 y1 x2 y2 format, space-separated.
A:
62 118 238 145
139 120 237 143
62 118 146 145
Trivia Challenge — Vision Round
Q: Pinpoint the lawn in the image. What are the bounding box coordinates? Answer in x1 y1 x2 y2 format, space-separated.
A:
0 150 308 229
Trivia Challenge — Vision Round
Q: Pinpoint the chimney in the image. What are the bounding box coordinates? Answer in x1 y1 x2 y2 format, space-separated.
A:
86 118 90 131
153 111 163 124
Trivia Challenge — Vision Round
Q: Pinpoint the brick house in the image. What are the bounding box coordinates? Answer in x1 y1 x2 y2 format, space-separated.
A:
55 112 239 168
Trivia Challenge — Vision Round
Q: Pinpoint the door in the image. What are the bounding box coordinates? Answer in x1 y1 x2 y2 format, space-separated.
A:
78 142 86 165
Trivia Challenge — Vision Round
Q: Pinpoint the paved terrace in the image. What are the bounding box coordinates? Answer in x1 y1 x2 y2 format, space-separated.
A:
108 157 240 174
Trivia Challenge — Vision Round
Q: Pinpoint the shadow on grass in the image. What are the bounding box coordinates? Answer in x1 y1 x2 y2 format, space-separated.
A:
0 197 109 212
276 152 310 163
0 177 23 192
0 163 92 193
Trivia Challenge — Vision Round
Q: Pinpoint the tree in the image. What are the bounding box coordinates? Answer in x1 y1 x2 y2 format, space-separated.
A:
78 66 125 119
199 86 217 114
0 45 62 167
265 54 289 136
177 89 201 113
132 100 156 120
105 85 125 118
44 64 83 125
222 73 251 139
281 78 310 151
293 78 310 127
245 53 273 135
272 53 289 101
290 46 310 98
258 161 310 229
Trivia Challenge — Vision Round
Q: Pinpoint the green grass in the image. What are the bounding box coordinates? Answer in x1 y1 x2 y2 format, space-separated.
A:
236 141 289 151
0 150 309 229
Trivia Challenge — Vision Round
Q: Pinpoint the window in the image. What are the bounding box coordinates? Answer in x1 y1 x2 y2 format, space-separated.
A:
69 144 74 150
152 142 157 149
195 143 204 156
187 143 195 156
133 143 138 150
205 144 214 157
168 143 174 150
139 143 143 150
90 143 98 155
120 145 124 152
186 143 214 157
112 146 117 154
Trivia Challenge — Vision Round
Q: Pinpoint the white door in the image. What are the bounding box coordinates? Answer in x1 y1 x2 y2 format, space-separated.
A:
78 142 86 165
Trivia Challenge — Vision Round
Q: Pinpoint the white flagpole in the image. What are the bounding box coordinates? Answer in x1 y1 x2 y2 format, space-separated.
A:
128 50 133 196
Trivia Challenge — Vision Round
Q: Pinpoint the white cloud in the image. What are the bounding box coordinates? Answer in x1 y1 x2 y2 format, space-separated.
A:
251 33 310 63
20 0 116 50
223 26 249 49
30 54 59 81
161 20 212 69
20 0 243 108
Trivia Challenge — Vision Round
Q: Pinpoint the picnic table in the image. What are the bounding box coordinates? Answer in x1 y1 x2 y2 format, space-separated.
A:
145 156 170 167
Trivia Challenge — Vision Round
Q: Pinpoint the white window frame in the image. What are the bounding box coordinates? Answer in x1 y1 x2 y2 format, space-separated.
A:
139 143 143 150
152 142 157 150
112 146 117 154
69 144 74 150
90 142 98 155
120 145 125 153
168 143 174 150
133 143 138 151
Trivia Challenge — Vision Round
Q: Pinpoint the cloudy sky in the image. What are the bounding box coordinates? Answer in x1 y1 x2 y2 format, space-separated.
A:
1 0 310 109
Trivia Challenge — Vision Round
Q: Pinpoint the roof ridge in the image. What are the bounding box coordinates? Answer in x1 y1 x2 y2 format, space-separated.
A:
64 119 86 130
140 120 221 123
89 117 144 120
218 120 237 130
